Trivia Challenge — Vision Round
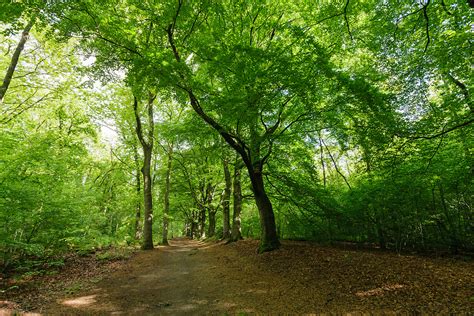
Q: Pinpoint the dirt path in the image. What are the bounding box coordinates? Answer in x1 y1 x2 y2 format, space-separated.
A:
42 238 241 315
30 238 474 314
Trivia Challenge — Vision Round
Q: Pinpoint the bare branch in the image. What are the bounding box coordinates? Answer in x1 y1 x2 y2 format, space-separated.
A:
182 8 203 44
249 8 261 47
407 118 474 140
0 15 36 102
276 112 311 137
422 0 431 52
441 0 453 15
343 0 353 41
171 0 183 35
1 91 55 124
447 73 473 111
321 138 352 190
265 95 294 137
96 34 143 57
425 130 445 171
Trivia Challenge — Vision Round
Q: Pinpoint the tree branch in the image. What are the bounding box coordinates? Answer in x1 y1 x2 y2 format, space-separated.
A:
0 15 36 103
166 17 251 168
276 112 311 137
441 0 453 15
133 95 148 148
423 0 431 52
343 0 353 41
321 138 352 190
447 73 473 111
408 118 474 140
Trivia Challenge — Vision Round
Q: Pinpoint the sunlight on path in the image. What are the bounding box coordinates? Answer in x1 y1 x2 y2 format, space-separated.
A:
62 295 97 307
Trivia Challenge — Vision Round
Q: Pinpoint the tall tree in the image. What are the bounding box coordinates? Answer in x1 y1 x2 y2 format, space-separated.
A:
133 92 156 250
132 142 142 240
222 158 232 239
0 15 36 103
231 159 243 242
162 143 173 245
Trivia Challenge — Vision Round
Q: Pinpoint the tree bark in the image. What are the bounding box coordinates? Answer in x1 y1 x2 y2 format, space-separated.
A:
190 212 198 238
133 94 156 250
230 162 243 242
247 164 280 252
0 16 35 103
207 209 216 237
318 132 326 187
133 143 142 240
198 207 206 238
222 158 231 239
162 145 173 245
141 146 153 249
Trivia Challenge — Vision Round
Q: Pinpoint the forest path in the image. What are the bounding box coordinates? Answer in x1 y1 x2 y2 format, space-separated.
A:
44 238 245 315
40 238 473 315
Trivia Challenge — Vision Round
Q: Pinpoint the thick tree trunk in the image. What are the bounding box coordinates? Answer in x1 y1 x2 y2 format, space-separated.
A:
141 147 154 250
0 16 35 103
207 210 216 237
198 208 206 238
247 165 280 252
162 146 172 245
230 164 243 242
222 159 231 239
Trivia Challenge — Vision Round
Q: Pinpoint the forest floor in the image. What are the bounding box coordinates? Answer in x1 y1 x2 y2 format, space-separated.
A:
1 238 473 315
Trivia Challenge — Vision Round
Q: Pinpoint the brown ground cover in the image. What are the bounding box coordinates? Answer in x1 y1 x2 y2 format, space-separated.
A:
1 238 473 315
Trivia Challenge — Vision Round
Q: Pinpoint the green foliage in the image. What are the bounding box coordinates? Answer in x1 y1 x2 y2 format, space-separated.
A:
0 0 472 270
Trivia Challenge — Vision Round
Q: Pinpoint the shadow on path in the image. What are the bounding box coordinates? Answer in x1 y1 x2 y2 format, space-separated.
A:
45 238 248 315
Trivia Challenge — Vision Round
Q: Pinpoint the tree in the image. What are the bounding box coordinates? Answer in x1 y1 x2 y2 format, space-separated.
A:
162 142 172 245
12 0 470 257
231 158 244 242
221 157 232 239
0 14 36 103
133 92 156 250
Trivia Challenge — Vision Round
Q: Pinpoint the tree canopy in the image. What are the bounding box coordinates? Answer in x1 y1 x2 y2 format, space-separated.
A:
1 0 472 269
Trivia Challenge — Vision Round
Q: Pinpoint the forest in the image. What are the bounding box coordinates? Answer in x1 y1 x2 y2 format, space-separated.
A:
0 0 473 314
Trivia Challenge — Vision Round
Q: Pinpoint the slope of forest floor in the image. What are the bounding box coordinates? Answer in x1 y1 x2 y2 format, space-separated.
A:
1 238 473 315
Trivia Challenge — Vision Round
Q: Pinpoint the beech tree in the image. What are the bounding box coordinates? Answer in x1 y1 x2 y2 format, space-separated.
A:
133 92 156 250
1 0 471 266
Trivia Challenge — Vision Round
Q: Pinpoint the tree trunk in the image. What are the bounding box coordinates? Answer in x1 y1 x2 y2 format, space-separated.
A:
230 163 243 242
0 16 35 103
133 144 142 240
222 159 231 239
198 207 206 238
318 133 326 187
141 147 154 249
247 164 280 252
133 93 156 250
162 146 173 245
207 210 216 237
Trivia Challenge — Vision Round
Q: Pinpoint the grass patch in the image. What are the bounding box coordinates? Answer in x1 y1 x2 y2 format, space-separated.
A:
64 282 83 295
95 247 134 262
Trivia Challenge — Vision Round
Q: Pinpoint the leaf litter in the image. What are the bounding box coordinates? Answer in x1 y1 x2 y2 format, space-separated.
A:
0 239 472 314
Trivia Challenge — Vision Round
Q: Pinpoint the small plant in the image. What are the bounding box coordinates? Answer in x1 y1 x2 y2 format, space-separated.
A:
64 282 82 295
96 248 132 262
